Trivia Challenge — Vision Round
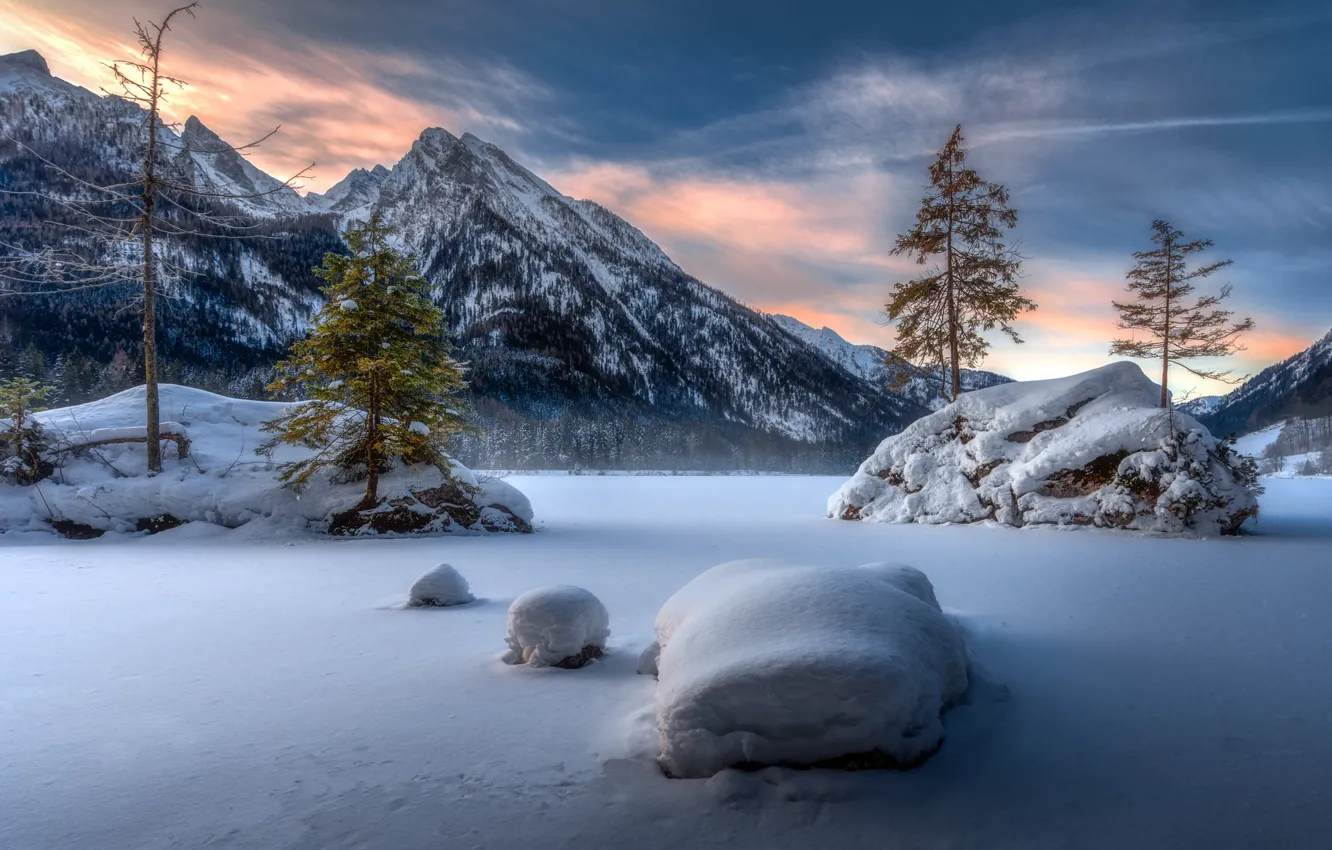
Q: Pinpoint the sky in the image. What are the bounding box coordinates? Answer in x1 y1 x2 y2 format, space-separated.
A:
3 0 1330 397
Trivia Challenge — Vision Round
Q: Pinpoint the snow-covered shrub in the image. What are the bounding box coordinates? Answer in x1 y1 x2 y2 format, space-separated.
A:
407 563 474 607
502 585 610 669
0 378 55 485
651 559 968 778
830 363 1261 535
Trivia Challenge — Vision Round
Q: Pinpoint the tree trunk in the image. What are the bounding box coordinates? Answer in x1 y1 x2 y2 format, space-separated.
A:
1160 239 1172 410
141 71 161 474
142 213 160 473
945 159 962 400
359 372 380 509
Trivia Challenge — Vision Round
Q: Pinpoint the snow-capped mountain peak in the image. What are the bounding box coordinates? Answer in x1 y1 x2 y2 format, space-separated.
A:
0 50 88 99
306 165 389 216
175 115 309 216
1 49 50 76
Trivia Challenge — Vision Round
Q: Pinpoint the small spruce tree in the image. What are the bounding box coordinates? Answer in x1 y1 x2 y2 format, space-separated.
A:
259 214 470 509
1110 220 1254 409
0 377 54 485
886 124 1034 401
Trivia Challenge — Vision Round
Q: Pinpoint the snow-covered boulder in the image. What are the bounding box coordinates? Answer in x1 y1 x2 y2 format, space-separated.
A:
502 585 610 669
830 363 1260 536
407 563 474 607
651 559 968 778
0 384 534 538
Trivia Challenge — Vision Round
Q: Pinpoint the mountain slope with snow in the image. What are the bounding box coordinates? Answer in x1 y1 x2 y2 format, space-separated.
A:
1195 328 1332 436
770 314 1011 410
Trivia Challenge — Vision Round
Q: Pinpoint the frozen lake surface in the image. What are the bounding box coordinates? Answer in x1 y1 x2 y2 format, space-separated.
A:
3 475 1331 849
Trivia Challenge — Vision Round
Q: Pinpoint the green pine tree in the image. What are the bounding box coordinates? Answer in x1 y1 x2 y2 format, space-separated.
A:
259 214 470 509
0 377 54 485
886 125 1034 401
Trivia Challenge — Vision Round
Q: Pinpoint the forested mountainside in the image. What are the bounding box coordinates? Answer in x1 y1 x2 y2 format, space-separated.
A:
1194 329 1332 437
0 49 935 470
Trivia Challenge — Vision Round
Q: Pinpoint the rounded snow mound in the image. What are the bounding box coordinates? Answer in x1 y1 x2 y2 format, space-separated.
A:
502 585 610 669
651 559 968 778
407 563 474 607
829 362 1261 536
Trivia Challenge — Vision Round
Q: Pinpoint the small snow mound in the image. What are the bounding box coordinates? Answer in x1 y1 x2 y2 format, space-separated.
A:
338 299 358 311
652 559 968 778
407 563 474 607
829 362 1260 535
503 585 609 668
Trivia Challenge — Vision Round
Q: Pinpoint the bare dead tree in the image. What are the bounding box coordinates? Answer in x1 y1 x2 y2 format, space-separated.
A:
0 3 312 474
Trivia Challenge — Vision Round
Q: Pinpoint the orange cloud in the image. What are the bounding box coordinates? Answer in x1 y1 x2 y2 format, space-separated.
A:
553 161 918 272
0 0 532 191
993 262 1312 394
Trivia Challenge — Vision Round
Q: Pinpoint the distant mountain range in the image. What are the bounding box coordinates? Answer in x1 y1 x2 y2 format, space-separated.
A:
769 315 1011 409
0 49 982 470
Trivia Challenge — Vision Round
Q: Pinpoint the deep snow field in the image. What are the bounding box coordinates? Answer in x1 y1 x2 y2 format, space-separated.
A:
3 475 1331 850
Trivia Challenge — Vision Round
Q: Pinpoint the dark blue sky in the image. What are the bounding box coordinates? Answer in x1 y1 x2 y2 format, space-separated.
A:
10 0 1332 389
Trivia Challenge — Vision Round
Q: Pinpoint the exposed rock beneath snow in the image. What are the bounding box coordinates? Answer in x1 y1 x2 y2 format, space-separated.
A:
652 559 968 778
829 363 1261 536
327 476 532 536
502 585 610 669
407 563 475 608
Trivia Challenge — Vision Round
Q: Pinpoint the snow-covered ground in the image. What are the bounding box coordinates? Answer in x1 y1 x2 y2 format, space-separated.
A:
3 475 1331 849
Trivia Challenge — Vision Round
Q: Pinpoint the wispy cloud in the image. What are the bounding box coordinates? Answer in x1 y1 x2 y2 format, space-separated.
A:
0 0 549 190
975 108 1332 146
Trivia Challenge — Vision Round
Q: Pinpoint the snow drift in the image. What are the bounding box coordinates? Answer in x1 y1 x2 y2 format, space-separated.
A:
408 564 475 607
649 559 969 778
830 363 1260 535
503 585 610 669
0 385 533 537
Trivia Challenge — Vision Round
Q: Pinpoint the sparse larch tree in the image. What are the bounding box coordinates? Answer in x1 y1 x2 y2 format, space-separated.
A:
1110 219 1254 409
259 214 470 510
886 124 1034 401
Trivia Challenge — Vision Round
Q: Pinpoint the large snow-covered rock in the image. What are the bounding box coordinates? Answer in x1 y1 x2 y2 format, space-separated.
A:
502 586 610 669
0 385 533 538
830 363 1261 536
650 559 968 778
408 564 475 608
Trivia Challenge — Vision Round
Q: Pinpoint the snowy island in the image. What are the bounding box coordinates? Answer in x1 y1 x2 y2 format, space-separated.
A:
830 363 1261 535
0 384 533 537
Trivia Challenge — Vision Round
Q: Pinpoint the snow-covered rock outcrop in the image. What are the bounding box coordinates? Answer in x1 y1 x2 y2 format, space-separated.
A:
408 564 475 608
0 384 533 538
830 363 1260 535
648 559 968 778
502 586 610 669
